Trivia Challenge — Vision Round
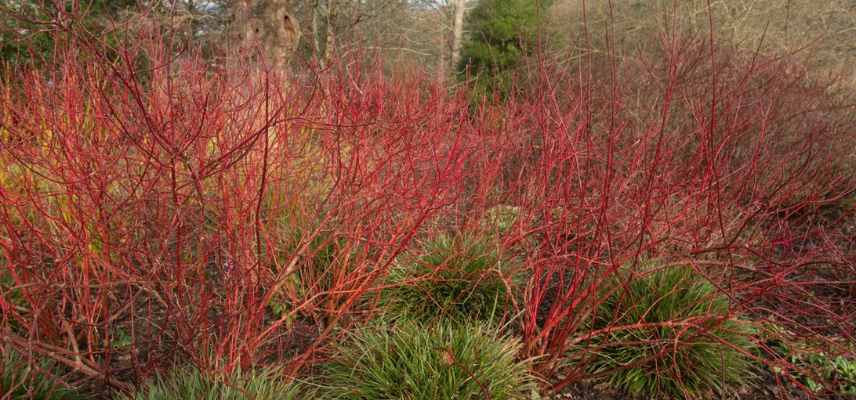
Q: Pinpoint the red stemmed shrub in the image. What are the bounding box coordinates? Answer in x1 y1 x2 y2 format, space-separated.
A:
449 33 855 395
1 14 854 399
0 31 470 392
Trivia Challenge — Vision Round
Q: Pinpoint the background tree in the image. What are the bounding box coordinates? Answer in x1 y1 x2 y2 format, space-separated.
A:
547 0 856 87
230 0 301 69
449 0 467 74
457 0 549 98
0 0 136 66
272 1 414 68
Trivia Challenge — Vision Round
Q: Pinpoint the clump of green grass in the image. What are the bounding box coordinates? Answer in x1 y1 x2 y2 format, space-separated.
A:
380 233 517 322
269 224 362 322
117 365 304 400
582 264 756 399
316 320 535 399
1 350 85 400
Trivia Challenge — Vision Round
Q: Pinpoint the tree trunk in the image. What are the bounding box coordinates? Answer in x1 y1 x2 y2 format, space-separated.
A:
312 0 324 64
437 28 447 83
450 0 467 69
324 0 336 64
311 0 336 67
232 0 301 69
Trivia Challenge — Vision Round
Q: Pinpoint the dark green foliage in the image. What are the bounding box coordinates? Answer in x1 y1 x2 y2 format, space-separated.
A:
117 365 304 400
762 327 856 396
790 353 856 395
0 6 54 67
583 265 756 399
1 350 85 400
1 0 136 67
458 0 549 99
380 233 517 323
829 356 856 395
317 320 535 400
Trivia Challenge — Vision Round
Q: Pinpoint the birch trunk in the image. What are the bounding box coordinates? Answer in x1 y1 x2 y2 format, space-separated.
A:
450 0 467 69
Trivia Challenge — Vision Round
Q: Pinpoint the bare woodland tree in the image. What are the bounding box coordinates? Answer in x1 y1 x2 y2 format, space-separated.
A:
231 0 301 69
0 0 470 76
548 0 856 85
450 0 467 68
403 0 471 80
299 0 415 68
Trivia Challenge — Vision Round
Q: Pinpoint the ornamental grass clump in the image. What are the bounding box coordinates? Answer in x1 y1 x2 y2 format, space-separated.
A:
268 224 362 322
317 320 535 400
1 350 85 400
582 265 756 399
117 365 304 400
380 233 518 323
